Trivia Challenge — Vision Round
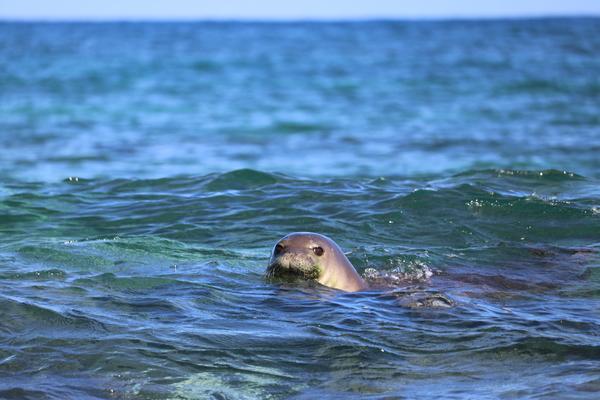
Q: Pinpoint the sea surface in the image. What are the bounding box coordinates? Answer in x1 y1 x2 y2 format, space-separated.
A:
1 19 600 399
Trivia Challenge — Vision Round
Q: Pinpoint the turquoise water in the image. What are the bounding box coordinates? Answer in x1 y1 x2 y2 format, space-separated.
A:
1 19 600 399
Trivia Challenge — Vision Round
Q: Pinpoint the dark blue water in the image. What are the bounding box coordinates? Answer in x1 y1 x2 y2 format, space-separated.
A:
1 19 600 399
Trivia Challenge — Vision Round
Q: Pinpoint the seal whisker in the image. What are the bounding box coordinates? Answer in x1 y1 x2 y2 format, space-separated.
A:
266 262 281 279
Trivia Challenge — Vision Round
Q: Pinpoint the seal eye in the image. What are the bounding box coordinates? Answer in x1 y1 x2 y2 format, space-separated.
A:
313 246 324 256
274 244 284 254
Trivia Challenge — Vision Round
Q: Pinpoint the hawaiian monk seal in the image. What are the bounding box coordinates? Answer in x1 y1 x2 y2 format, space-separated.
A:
267 232 368 292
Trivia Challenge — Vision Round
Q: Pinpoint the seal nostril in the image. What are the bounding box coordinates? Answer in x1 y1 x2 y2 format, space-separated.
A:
274 244 284 254
313 246 324 256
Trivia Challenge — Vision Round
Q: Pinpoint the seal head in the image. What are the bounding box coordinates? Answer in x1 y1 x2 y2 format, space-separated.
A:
267 232 367 292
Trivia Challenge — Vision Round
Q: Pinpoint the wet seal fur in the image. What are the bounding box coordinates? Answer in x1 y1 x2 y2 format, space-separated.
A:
267 232 368 292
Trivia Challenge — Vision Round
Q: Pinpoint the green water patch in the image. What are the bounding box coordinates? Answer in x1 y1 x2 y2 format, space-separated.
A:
496 79 569 96
582 267 600 282
446 169 597 201
72 272 178 291
272 120 332 134
0 212 44 227
204 169 283 192
13 235 239 275
0 268 66 281
88 236 193 262
190 60 221 72
0 297 111 335
480 337 600 361
17 244 114 270
453 168 585 183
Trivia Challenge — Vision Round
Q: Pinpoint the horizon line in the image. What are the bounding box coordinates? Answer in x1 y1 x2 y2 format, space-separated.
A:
1 14 599 23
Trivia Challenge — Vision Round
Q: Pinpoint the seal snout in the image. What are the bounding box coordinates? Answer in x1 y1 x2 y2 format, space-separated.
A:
268 242 321 280
270 252 315 270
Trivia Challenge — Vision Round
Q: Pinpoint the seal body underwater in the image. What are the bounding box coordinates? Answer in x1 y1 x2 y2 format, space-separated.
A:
267 232 368 292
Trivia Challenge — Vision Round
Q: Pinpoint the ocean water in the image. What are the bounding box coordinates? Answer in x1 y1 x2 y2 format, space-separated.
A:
1 19 600 399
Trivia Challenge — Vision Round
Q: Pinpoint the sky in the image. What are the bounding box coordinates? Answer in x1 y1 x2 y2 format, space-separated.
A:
1 0 600 20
